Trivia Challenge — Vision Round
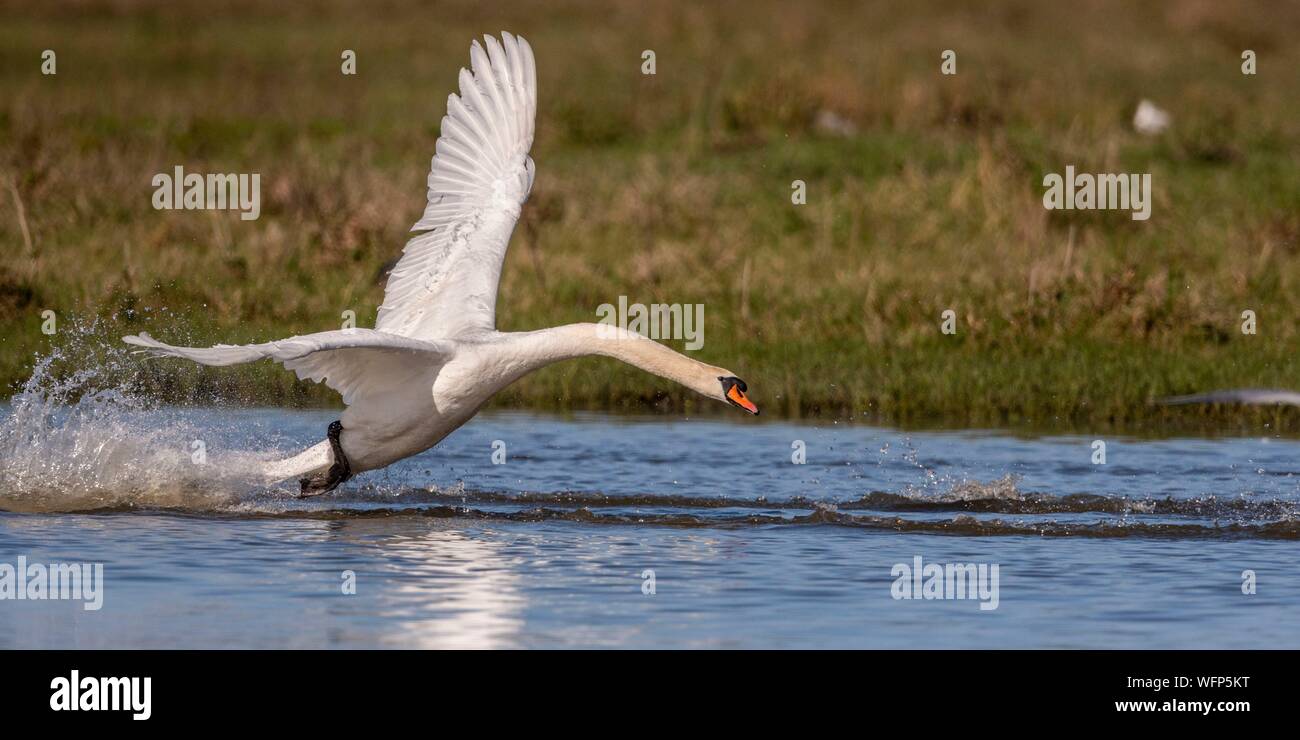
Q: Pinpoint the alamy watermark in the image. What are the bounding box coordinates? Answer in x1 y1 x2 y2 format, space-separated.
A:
0 556 103 611
50 670 150 720
1042 165 1151 221
152 165 261 220
596 296 704 350
891 555 999 611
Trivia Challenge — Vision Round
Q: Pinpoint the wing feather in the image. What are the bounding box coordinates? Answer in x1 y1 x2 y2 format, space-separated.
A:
376 32 537 339
123 330 451 406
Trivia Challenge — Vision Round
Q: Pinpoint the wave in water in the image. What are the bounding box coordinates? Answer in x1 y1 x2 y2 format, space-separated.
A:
7 480 1296 540
84 500 1293 541
284 484 1298 519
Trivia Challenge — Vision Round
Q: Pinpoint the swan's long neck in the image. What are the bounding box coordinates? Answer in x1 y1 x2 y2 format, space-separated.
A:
503 323 728 400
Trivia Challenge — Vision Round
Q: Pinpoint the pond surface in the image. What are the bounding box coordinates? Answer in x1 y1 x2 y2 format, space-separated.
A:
1 402 1297 648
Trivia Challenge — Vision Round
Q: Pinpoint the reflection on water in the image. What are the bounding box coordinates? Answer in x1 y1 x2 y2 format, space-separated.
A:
355 524 524 649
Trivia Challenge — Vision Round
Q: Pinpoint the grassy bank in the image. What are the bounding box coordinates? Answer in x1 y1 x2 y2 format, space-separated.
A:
1 0 1298 433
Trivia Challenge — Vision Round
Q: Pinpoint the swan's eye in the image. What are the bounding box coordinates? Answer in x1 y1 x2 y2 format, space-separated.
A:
718 376 747 392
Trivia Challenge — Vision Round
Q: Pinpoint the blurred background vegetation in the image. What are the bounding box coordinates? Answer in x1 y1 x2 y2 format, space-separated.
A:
1 0 1297 433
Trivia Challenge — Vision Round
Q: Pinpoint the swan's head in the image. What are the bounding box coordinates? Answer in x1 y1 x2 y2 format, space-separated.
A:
718 376 759 415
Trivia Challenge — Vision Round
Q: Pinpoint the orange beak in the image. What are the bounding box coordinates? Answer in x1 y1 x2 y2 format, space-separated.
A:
726 384 759 415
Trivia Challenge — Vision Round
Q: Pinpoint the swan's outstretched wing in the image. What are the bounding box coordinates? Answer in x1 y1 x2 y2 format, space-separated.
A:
377 32 537 340
123 330 452 405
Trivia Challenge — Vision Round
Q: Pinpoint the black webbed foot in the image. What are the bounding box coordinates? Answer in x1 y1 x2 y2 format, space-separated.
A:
298 420 352 497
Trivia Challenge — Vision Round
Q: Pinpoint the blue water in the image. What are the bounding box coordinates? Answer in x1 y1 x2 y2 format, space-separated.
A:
1 405 1298 648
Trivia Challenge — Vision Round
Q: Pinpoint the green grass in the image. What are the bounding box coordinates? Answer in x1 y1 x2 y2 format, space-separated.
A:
1 0 1298 434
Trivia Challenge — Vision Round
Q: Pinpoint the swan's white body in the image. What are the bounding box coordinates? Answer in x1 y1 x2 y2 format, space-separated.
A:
124 33 755 488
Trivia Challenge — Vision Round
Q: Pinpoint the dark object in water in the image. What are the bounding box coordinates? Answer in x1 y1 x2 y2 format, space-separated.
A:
1159 388 1300 406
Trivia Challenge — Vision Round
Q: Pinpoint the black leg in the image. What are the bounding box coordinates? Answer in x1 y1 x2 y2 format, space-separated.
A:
298 420 352 497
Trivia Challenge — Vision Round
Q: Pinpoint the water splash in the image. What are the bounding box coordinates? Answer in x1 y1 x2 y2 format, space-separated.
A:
0 319 277 512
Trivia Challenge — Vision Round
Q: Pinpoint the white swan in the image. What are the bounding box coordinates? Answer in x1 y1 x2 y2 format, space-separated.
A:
123 32 758 494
